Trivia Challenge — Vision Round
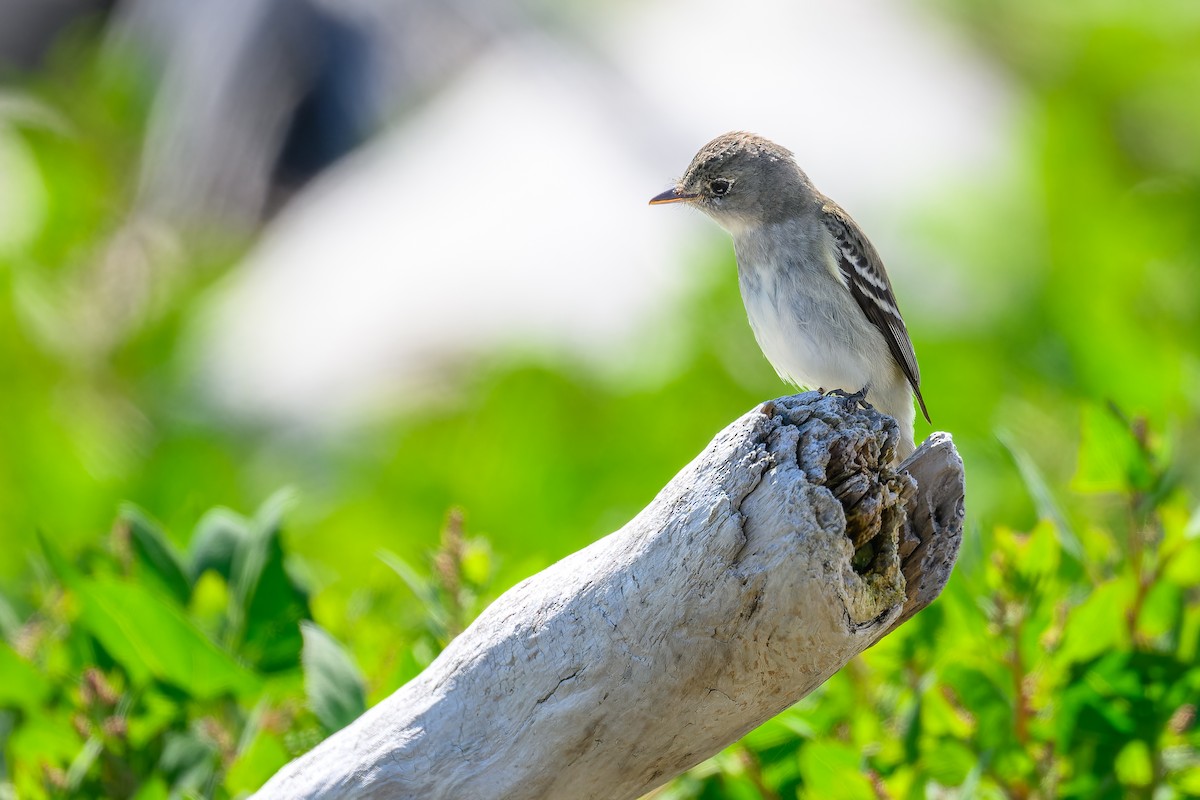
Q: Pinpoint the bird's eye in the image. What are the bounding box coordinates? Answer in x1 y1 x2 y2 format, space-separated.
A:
709 179 731 196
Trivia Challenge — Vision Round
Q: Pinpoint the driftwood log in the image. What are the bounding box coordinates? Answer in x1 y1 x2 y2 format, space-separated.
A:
255 393 965 799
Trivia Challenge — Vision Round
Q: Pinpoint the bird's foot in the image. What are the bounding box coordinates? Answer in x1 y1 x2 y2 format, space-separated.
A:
824 386 872 411
824 386 868 401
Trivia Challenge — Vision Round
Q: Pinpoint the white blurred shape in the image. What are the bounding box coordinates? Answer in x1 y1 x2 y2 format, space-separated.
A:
198 0 1013 423
200 34 699 421
623 0 1012 201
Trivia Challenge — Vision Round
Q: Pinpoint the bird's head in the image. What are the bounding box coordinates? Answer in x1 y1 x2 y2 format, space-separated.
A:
649 131 813 232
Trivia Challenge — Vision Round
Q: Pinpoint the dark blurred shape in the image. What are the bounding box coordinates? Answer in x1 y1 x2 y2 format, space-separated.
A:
112 0 378 230
5 0 541 231
108 0 505 230
273 12 375 199
0 0 114 71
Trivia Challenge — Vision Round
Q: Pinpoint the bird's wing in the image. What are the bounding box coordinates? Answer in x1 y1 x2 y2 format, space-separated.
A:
820 201 930 422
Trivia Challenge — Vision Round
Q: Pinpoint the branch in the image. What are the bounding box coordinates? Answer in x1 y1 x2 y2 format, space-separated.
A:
254 393 965 800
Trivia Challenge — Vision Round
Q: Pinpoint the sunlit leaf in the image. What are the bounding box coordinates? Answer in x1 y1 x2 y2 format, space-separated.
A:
6 711 81 777
225 728 290 794
1015 519 1062 588
0 642 51 711
131 775 170 800
74 576 258 697
1137 581 1182 643
918 683 973 740
796 740 875 800
1163 538 1200 587
1176 765 1200 796
1115 739 1154 788
460 540 493 586
1056 578 1133 666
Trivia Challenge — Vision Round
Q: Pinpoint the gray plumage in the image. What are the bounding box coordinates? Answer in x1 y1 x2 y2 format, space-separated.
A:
651 131 928 459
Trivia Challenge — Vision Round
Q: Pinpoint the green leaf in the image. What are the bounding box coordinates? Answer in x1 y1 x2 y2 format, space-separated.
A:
131 775 170 800
460 540 493 586
301 621 367 734
225 727 290 794
1163 537 1200 587
1115 739 1153 788
1054 652 1190 787
1176 765 1200 796
941 664 1013 752
0 642 52 711
229 492 311 672
796 740 876 800
923 739 978 787
125 689 180 750
74 576 259 697
6 710 81 774
121 504 191 605
1056 578 1133 665
1137 580 1182 643
1015 519 1062 587
918 679 973 740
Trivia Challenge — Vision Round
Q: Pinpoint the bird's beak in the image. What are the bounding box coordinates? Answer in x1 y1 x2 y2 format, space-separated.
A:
649 187 697 205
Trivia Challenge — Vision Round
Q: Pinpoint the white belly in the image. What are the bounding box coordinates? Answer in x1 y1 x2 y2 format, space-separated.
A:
737 256 884 393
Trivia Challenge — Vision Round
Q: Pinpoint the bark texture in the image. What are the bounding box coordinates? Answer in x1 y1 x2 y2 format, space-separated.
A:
255 393 965 800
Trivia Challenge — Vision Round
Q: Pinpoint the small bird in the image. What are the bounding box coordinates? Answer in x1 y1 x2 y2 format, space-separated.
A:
650 132 929 460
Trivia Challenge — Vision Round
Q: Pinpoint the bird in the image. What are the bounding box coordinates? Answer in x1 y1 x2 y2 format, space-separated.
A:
650 131 929 461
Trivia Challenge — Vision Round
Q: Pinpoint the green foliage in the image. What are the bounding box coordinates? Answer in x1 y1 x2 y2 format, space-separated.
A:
657 438 1200 798
0 491 496 797
1 2 1199 798
0 495 334 797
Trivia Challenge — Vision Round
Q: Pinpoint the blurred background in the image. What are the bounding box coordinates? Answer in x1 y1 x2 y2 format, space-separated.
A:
1 0 1198 797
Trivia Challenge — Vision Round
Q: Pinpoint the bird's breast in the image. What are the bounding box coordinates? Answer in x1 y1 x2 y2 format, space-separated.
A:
734 247 888 393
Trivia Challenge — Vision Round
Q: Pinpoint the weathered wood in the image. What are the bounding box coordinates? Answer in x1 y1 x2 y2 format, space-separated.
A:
254 393 965 800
